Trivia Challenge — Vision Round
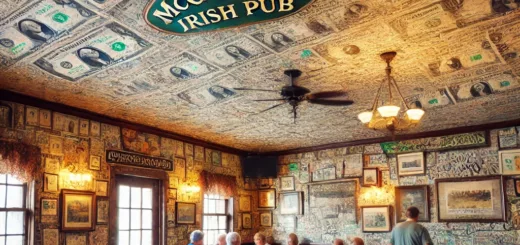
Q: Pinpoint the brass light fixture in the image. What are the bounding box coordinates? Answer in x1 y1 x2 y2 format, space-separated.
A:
357 52 425 132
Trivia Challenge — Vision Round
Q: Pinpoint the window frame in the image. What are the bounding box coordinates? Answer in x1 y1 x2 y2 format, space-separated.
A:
202 194 233 245
0 174 29 245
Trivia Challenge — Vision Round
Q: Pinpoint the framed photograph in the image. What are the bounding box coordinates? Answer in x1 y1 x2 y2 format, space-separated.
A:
49 136 63 155
280 176 295 191
194 146 205 161
312 166 336 182
97 198 109 224
79 119 89 136
185 143 194 156
514 179 520 197
39 109 52 128
211 151 222 166
44 173 59 192
498 149 520 175
363 154 388 168
498 127 518 149
242 213 252 229
89 155 101 171
61 189 96 231
43 228 59 245
361 206 391 232
41 198 58 216
45 158 60 174
343 154 363 178
397 152 425 176
89 121 101 138
362 168 379 187
260 211 272 227
169 176 179 189
395 186 430 222
258 189 276 209
169 188 177 200
176 202 196 225
95 180 108 197
239 195 251 212
436 176 506 222
280 192 303 215
65 233 87 245
25 106 39 126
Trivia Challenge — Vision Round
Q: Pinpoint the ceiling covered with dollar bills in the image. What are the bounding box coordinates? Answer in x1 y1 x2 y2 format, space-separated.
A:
1 0 520 152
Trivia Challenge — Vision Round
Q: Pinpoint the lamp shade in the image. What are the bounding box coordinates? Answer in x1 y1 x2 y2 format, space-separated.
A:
377 105 400 118
357 111 373 124
406 109 425 121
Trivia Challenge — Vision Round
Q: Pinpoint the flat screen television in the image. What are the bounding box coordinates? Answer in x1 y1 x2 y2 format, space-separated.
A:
242 155 278 178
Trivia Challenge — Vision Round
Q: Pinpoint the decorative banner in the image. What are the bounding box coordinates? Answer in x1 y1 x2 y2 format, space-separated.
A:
106 150 173 171
144 0 314 34
380 131 488 154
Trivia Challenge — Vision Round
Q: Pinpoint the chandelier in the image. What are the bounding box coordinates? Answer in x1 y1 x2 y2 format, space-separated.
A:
357 52 425 132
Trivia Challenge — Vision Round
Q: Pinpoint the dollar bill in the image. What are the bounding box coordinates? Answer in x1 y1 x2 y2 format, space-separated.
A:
448 70 519 102
0 0 96 66
34 22 152 81
405 88 455 109
177 75 242 107
77 0 123 11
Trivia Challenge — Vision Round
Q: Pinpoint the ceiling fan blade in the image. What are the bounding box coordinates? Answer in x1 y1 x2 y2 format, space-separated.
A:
307 91 348 99
233 88 280 92
253 99 286 101
259 101 288 113
307 99 354 106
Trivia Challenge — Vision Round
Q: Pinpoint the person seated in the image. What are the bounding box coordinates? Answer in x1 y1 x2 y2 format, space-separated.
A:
217 233 227 245
333 239 344 245
189 230 204 245
287 233 298 245
266 236 275 245
351 237 364 245
254 232 267 245
226 232 241 245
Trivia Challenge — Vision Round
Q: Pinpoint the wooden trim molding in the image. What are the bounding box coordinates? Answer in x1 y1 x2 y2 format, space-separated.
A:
0 89 246 155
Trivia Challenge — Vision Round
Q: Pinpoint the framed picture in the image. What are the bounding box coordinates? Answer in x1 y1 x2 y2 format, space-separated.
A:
395 186 430 222
65 233 87 245
361 206 391 232
280 176 295 191
239 195 251 212
312 166 336 182
44 158 60 174
258 189 276 208
280 192 303 215
194 146 205 161
169 176 179 189
176 202 196 225
43 228 59 245
435 176 506 222
39 109 52 129
25 106 39 126
169 188 177 200
89 155 101 171
242 213 252 229
498 149 520 175
97 198 109 224
397 152 425 176
363 154 388 168
259 178 273 189
41 198 58 216
514 179 520 197
498 127 518 149
44 173 59 192
212 151 222 166
260 211 272 227
61 189 96 231
343 154 363 178
90 121 101 138
185 143 194 156
79 119 89 136
362 168 379 187
95 180 108 197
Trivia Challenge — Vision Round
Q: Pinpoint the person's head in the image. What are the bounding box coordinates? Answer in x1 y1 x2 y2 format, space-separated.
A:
333 239 344 245
406 206 420 221
225 45 240 55
470 82 492 97
226 232 241 245
271 33 286 44
287 233 298 245
266 236 275 245
351 237 364 245
254 233 266 245
0 38 14 48
190 230 204 245
217 233 227 245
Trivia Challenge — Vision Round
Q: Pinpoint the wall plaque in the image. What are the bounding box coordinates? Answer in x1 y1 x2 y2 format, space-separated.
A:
106 150 174 171
144 0 314 34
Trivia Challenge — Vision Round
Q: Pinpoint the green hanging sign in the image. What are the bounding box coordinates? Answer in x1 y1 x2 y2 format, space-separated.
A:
144 0 314 34
288 162 299 172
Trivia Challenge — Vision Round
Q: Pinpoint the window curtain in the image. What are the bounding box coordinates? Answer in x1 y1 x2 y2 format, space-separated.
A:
0 140 41 182
199 171 237 198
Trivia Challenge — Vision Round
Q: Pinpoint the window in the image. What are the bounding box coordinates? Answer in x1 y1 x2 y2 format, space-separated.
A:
0 174 27 245
116 176 160 245
203 194 231 245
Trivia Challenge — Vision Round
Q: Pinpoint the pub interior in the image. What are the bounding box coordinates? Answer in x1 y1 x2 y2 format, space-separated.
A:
1 0 520 244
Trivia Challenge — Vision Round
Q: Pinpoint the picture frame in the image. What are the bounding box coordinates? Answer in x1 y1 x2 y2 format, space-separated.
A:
498 149 520 175
258 189 276 209
61 189 96 231
363 154 388 168
435 176 506 222
169 176 179 189
41 198 58 216
39 109 52 129
395 186 430 222
242 213 252 229
43 228 59 245
25 106 39 126
65 233 87 245
514 179 520 197
280 192 303 215
44 173 59 192
498 127 518 149
89 155 101 171
96 198 109 224
361 206 392 232
259 178 273 189
260 211 272 227
280 176 295 191
79 119 89 136
312 166 336 182
176 202 196 225
95 180 108 197
397 152 425 176
239 195 251 212
44 157 60 174
362 168 379 187
89 121 101 138
169 188 177 200
343 154 363 178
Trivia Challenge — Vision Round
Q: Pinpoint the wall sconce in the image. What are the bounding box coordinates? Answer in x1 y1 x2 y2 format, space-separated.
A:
60 169 93 190
180 183 200 201
361 186 394 205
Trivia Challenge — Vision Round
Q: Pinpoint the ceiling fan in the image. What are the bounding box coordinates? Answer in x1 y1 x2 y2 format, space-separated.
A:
234 69 354 123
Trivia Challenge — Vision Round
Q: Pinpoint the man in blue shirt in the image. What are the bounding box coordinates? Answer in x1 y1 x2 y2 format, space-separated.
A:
189 230 204 245
390 207 433 245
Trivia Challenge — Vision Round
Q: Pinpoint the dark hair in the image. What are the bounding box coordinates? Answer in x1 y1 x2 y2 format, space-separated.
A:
470 82 492 97
406 206 420 218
